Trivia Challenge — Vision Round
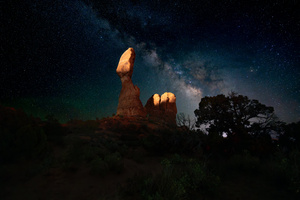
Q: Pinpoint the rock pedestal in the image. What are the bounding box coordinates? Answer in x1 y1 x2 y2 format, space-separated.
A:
116 48 146 117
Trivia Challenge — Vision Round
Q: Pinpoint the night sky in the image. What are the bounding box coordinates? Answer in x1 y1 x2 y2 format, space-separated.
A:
1 0 299 123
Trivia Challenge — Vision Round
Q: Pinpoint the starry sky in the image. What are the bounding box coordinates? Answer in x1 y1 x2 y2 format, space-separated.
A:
1 0 299 123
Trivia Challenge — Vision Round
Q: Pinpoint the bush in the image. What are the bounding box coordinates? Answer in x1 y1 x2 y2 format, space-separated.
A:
89 157 109 177
122 154 220 199
43 122 66 146
104 152 124 174
0 128 14 162
142 130 204 156
103 139 125 153
128 148 146 164
142 134 164 155
64 140 86 163
267 149 300 196
62 140 95 171
0 107 49 162
227 151 261 173
164 154 221 195
15 124 48 159
62 137 126 174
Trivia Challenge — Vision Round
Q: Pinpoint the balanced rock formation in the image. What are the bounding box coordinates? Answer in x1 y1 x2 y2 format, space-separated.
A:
145 92 177 125
116 48 146 117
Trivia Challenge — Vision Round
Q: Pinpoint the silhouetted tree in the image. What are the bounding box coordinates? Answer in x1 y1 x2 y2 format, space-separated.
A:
176 113 196 130
279 121 300 150
194 92 276 138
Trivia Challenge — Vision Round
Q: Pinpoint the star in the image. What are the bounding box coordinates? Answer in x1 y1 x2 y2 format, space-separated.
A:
1 0 299 123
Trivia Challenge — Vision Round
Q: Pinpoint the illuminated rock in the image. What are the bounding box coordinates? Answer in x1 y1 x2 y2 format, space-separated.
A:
160 92 177 125
145 94 162 118
161 92 177 114
116 48 146 117
145 92 177 125
116 47 135 81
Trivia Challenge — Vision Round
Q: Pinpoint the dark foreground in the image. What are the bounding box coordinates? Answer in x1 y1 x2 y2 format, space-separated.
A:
0 107 299 200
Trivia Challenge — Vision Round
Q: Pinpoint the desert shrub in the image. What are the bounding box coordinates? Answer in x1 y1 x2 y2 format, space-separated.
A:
43 121 67 146
266 149 300 196
0 128 15 162
123 174 186 200
288 150 300 196
120 134 141 147
83 120 99 130
89 157 109 177
163 131 204 155
128 148 146 164
64 140 87 163
64 139 106 163
227 151 261 173
0 107 48 162
104 152 124 173
142 130 204 156
81 145 104 162
122 154 220 199
165 154 220 195
123 124 138 134
99 137 128 156
142 134 164 155
15 124 48 159
161 131 185 153
62 140 92 171
0 106 32 134
62 138 125 174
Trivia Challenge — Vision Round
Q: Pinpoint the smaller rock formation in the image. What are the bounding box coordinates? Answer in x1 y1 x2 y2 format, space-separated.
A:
145 94 161 119
145 92 177 125
160 92 177 114
116 48 146 117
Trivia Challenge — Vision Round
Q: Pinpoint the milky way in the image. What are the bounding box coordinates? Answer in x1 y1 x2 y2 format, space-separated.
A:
1 0 299 123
